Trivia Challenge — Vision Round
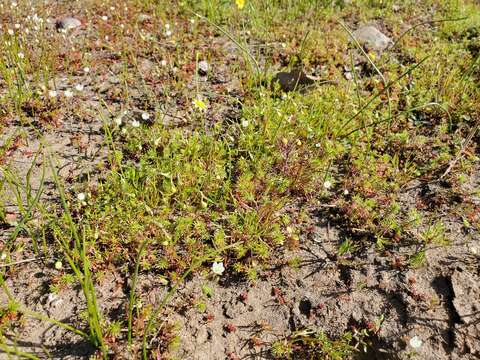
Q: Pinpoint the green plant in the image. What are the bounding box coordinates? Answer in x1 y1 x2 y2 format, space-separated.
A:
271 327 370 360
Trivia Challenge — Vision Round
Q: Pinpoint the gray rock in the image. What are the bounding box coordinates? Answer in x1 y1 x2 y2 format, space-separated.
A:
56 17 81 31
352 25 392 52
198 60 209 75
138 58 155 74
137 14 152 23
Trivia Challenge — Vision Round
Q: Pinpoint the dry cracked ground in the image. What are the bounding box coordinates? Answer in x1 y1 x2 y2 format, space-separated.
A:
0 0 479 359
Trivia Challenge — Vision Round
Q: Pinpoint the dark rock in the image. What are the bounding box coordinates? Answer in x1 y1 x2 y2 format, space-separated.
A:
271 69 315 92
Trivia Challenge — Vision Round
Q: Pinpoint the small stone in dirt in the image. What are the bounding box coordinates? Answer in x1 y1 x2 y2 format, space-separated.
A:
198 60 209 76
271 69 315 92
195 327 208 344
222 303 235 319
409 336 423 349
138 58 155 74
46 293 63 308
56 17 81 31
137 14 152 23
352 25 392 52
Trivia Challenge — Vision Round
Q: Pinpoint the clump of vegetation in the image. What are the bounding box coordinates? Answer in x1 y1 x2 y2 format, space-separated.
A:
271 327 371 360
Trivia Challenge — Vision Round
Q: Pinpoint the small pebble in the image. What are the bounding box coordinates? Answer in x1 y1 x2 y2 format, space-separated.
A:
352 25 392 52
137 14 152 23
46 293 63 308
198 60 209 75
409 336 423 349
55 17 81 31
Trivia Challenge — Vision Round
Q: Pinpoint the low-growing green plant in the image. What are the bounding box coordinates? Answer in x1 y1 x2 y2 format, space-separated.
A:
271 327 371 360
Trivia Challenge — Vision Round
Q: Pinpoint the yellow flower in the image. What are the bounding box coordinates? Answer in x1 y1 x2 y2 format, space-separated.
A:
236 0 245 10
193 98 207 111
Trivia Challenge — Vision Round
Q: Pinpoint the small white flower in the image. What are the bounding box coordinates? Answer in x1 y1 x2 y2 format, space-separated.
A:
315 143 321 148
0 252 7 260
160 59 167 66
165 23 170 29
323 180 332 190
409 336 422 349
241 120 249 128
14 23 20 29
165 30 172 37
344 189 349 195
18 52 24 59
141 112 150 120
48 90 57 98
11 1 17 7
7 29 14 35
114 116 122 126
54 260 63 270
77 192 86 201
83 67 90 73
212 261 225 275
75 84 84 91
101 15 108 21
190 18 195 24
131 120 140 128
64 89 73 98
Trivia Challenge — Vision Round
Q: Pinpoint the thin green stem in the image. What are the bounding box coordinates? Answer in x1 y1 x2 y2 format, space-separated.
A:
128 238 150 346
339 55 430 133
